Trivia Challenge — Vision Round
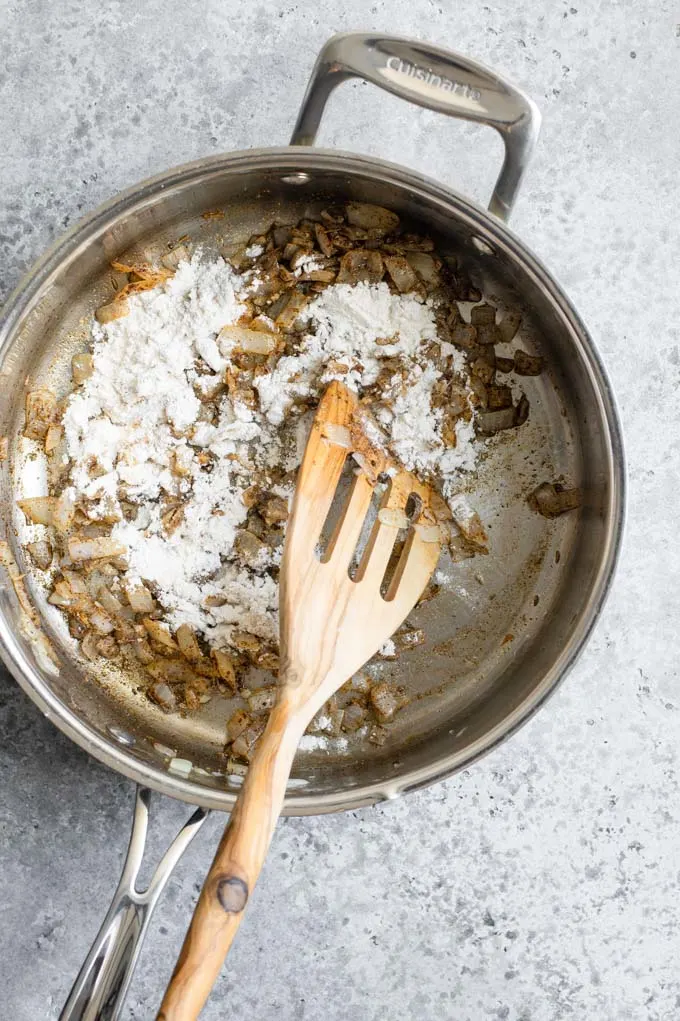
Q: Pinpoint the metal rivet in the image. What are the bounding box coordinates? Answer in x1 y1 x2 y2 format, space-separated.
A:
471 235 495 256
281 172 311 185
107 725 135 747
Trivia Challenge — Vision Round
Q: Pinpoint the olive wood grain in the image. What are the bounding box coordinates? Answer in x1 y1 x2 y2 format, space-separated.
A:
157 382 441 1020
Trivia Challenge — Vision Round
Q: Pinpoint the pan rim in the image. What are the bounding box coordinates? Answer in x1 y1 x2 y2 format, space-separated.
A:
0 145 626 814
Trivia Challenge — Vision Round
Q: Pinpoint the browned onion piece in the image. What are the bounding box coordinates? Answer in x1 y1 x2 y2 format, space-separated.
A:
71 353 94 384
470 302 496 325
218 325 278 355
342 702 366 732
231 725 264 762
259 493 289 526
275 291 309 330
26 539 53 570
314 223 335 256
124 578 155 614
495 356 515 373
160 244 191 271
226 708 251 743
499 309 522 342
44 423 63 453
149 681 177 710
529 483 582 518
24 389 57 441
95 297 129 324
142 617 178 652
345 202 399 235
336 249 384 285
514 349 544 375
404 251 439 289
68 535 127 562
448 495 488 551
213 649 237 690
487 385 513 410
17 496 55 525
476 407 517 434
450 322 477 350
369 682 407 723
383 254 419 293
247 687 276 713
53 490 76 532
176 622 202 662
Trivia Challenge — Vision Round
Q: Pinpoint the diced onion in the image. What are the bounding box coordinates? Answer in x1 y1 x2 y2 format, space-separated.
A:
95 297 129 324
160 244 190 270
17 496 55 526
321 423 351 448
79 632 99 660
61 568 88 595
124 579 155 613
89 607 115 635
152 741 178 759
378 507 410 529
96 586 127 618
529 483 582 518
176 622 201 662
44 423 63 453
212 649 237 689
68 536 127 562
226 758 248 778
247 688 276 713
448 496 488 549
168 757 193 776
53 491 75 532
24 389 56 441
71 353 94 384
345 202 400 234
218 325 277 354
149 682 177 710
414 522 442 543
26 539 52 570
142 617 178 652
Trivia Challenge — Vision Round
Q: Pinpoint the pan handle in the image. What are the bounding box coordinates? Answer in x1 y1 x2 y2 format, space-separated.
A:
290 32 541 222
59 787 210 1021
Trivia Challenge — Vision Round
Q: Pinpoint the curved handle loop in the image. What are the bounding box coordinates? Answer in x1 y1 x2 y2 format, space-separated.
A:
290 32 541 221
59 787 210 1021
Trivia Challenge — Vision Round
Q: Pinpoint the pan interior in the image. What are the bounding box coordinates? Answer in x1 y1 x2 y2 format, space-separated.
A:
0 152 618 812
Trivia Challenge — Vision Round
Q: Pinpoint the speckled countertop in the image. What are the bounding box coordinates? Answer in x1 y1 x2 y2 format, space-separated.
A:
1 2 679 1019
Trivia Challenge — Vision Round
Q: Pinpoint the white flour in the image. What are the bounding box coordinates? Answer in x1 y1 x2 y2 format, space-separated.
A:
256 281 439 422
62 253 480 651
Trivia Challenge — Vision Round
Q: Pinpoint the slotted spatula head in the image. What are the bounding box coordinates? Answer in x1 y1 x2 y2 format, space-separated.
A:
279 380 442 717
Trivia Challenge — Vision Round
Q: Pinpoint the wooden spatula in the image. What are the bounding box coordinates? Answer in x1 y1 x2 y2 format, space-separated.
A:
157 381 442 1020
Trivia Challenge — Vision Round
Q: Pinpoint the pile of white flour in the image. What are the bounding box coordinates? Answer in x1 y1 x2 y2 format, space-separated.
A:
62 252 479 649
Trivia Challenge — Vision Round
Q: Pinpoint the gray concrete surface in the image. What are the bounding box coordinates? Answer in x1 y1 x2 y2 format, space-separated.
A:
1 1 679 1018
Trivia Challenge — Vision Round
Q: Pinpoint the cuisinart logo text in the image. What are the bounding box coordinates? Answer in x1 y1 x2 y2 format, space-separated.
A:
385 55 482 101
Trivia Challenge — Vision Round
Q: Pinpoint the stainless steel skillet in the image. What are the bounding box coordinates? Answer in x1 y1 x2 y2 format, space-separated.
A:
0 33 624 1020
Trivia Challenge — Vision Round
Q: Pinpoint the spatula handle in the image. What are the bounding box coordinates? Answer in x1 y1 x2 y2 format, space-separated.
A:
157 696 305 1021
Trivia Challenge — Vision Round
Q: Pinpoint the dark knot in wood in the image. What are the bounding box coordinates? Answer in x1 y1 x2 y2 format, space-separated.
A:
216 875 249 914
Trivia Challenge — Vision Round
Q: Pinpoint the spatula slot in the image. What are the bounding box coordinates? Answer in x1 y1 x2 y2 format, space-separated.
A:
346 478 388 579
379 489 428 597
315 455 355 560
